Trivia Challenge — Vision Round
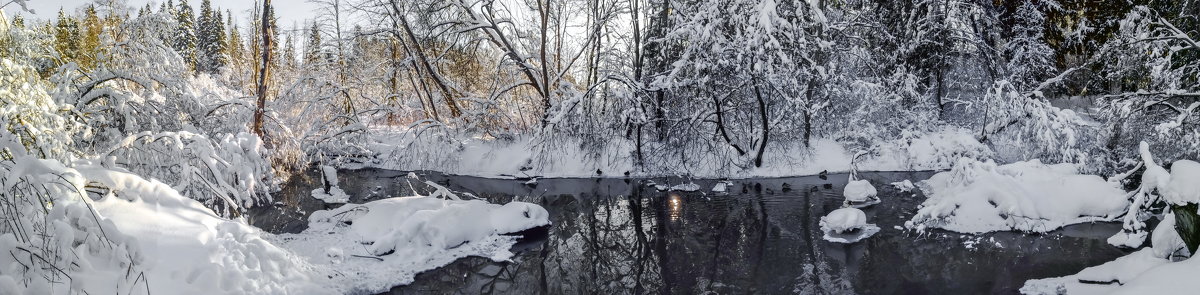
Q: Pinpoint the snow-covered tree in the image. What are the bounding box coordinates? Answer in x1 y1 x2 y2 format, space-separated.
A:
1004 0 1056 92
173 0 198 69
196 0 227 74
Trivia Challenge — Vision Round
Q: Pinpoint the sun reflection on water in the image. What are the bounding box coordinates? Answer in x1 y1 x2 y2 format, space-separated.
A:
669 193 683 222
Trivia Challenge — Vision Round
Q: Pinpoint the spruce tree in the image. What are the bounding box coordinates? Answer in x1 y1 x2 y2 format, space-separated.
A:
196 0 226 73
304 22 321 66
54 9 81 63
174 0 198 70
81 5 103 69
282 28 296 70
227 10 243 71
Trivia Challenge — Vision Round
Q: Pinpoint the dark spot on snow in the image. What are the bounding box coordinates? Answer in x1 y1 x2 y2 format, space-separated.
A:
523 210 530 218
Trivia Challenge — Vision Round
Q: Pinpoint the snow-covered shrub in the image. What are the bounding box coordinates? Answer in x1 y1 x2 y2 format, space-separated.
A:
0 144 145 294
979 81 1102 167
51 13 202 154
102 131 273 216
0 57 85 161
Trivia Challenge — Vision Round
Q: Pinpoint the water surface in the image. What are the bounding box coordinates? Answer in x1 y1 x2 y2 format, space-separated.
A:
250 168 1128 294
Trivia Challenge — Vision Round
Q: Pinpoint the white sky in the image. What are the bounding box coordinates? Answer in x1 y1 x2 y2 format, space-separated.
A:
2 0 320 29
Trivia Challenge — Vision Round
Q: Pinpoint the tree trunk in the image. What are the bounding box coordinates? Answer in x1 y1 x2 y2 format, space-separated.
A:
537 0 553 125
392 1 460 117
713 94 746 156
753 84 769 167
252 0 272 138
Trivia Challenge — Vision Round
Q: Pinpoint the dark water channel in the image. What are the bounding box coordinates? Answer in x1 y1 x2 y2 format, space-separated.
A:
248 168 1130 294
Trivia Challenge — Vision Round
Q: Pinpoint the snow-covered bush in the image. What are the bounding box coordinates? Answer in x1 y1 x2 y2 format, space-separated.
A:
0 154 148 295
978 81 1101 167
0 57 85 161
102 131 273 216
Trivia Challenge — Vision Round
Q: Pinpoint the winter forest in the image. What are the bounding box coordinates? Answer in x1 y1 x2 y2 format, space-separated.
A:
1 0 1199 293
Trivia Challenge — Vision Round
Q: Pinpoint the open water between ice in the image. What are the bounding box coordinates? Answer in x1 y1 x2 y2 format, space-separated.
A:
250 168 1128 294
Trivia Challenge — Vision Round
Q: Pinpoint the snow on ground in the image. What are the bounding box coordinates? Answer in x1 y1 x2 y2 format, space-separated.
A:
311 186 350 204
0 155 551 294
77 164 320 294
712 181 732 193
353 126 990 178
906 158 1128 234
1021 248 1169 294
272 196 550 293
0 157 320 294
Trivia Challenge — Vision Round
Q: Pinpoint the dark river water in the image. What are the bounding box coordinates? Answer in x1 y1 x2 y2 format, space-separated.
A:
248 168 1130 294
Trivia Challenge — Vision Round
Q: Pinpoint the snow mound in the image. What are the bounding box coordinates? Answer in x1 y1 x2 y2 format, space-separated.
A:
907 158 1128 234
0 157 319 295
712 181 731 193
1163 160 1200 205
670 182 701 192
890 180 915 192
1151 212 1187 259
843 179 880 208
275 196 551 293
1021 248 1169 294
311 187 350 203
820 208 880 243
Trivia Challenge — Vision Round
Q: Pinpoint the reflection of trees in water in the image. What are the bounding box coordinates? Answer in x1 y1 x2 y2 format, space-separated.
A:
539 188 664 294
393 181 862 294
336 171 1127 294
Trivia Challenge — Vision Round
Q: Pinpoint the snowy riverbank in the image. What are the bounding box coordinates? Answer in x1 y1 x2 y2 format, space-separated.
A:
346 126 992 179
0 157 550 295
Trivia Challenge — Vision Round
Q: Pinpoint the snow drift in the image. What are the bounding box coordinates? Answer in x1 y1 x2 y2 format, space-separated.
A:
0 156 316 295
906 158 1128 233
